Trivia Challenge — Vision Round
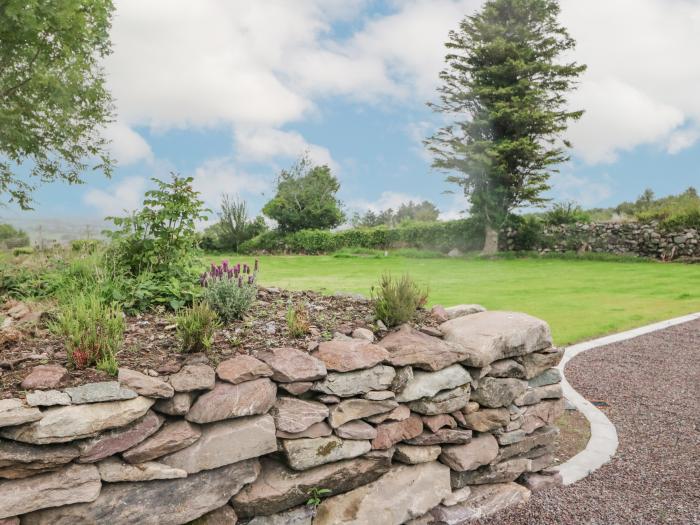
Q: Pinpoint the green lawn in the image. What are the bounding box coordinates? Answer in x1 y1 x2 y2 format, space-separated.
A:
204 253 700 345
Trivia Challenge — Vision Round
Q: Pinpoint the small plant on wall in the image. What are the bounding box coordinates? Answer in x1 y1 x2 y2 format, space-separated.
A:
175 302 221 353
372 272 428 328
200 260 258 323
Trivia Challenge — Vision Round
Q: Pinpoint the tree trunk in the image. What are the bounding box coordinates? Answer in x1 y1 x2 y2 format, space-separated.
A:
482 225 499 255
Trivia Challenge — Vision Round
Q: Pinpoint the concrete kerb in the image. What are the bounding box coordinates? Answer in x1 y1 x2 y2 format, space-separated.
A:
553 312 700 485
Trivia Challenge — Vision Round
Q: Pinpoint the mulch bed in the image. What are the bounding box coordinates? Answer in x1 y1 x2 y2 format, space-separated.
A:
0 288 438 399
476 318 700 525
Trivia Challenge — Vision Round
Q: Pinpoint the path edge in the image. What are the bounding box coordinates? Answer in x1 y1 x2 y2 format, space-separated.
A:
553 312 700 485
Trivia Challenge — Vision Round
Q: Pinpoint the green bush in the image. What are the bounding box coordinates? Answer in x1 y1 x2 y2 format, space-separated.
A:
49 293 124 369
543 202 591 226
200 261 258 323
286 303 309 338
70 239 102 253
372 273 428 328
505 215 545 251
175 302 221 353
12 246 33 256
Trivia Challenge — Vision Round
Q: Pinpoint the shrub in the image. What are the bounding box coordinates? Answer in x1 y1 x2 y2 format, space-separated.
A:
12 246 33 256
175 302 221 353
200 260 258 322
505 215 545 251
286 303 310 338
70 239 102 253
371 273 428 328
543 201 591 226
49 293 124 369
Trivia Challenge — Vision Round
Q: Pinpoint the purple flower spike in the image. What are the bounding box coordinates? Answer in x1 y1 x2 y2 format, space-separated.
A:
222 260 229 271
248 275 254 285
238 276 243 288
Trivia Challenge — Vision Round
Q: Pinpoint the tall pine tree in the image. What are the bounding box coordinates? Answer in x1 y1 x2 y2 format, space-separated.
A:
426 0 586 253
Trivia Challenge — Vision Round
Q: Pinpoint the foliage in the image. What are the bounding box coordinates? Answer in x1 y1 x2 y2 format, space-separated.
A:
70 239 102 253
200 260 258 323
12 246 33 256
0 223 29 248
352 201 440 228
286 303 310 338
175 302 221 353
105 174 209 310
49 292 124 369
372 273 428 328
263 154 344 233
632 187 700 230
426 0 586 251
306 487 331 508
0 0 115 209
543 201 591 226
202 195 267 251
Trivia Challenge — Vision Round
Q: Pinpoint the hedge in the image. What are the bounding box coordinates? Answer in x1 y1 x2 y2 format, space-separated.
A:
240 219 484 255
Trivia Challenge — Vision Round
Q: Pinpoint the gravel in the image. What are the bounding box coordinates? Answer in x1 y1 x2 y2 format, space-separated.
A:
475 319 700 525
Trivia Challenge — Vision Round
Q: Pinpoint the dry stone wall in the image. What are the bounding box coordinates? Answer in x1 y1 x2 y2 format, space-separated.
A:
0 307 565 525
505 221 700 259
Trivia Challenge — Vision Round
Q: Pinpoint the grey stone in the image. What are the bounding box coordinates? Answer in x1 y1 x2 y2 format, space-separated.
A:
363 390 395 400
390 366 413 393
405 428 472 446
118 368 174 398
186 378 277 424
394 444 441 464
528 368 562 388
432 482 531 521
0 439 79 479
487 359 526 379
440 433 499 472
495 425 560 463
496 429 527 445
352 327 375 342
312 365 395 397
441 486 472 507
380 325 469 372
312 339 389 372
516 349 564 379
216 355 273 384
25 390 71 407
96 457 187 482
365 405 411 424
276 422 333 440
122 419 201 463
64 382 138 404
194 505 238 525
471 377 528 408
153 392 195 416
246 506 314 525
257 347 327 382
0 399 42 428
270 397 329 434
451 458 532 487
514 384 563 406
444 304 486 319
407 385 471 415
395 365 471 402
461 407 510 432
328 399 398 427
281 436 371 470
169 364 216 392
335 420 377 440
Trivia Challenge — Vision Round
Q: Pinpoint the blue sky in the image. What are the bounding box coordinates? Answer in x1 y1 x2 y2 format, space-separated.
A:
5 0 700 225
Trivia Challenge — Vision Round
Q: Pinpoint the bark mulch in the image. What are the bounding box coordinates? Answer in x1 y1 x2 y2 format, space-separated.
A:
477 318 700 525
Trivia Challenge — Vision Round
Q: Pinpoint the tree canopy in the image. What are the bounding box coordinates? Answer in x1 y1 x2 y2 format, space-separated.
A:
426 0 586 252
352 200 440 228
263 155 344 233
0 0 115 209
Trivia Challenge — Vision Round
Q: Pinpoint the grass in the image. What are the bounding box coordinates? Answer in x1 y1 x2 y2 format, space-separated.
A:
204 252 700 345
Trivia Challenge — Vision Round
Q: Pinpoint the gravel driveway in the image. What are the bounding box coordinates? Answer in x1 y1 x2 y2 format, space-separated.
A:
475 319 700 525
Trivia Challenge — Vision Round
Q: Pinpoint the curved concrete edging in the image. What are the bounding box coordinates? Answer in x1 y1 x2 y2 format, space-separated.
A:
553 312 700 485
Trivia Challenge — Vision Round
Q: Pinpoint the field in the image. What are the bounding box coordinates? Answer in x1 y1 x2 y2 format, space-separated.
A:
206 252 700 345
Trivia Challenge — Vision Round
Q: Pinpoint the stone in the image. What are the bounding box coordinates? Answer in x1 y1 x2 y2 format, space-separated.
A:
153 392 195 416
0 464 100 519
407 385 471 415
487 358 526 379
25 390 71 407
0 518 18 525
405 429 472 446
394 444 441 464
0 439 79 479
328 399 398 427
435 482 531 521
371 414 423 449
471 377 527 408
118 368 174 399
1 396 154 444
312 339 389 372
97 457 187 482
495 425 559 463
517 348 565 379
529 451 555 471
380 325 468 372
281 436 370 471
312 364 395 398
430 305 449 323
528 368 562 388
497 429 527 445
169 364 216 392
160 415 276 474
440 311 552 367
352 327 375 342
216 355 273 384
462 407 510 432
335 420 377 440
195 505 238 525
64 382 138 404
451 458 531 486
440 433 499 472
464 401 479 414
257 347 327 382
519 470 563 492
316 394 340 404
451 410 467 426
396 365 471 402
279 382 313 395
521 399 564 433
390 366 413 393
363 390 395 400
186 378 277 424
232 454 392 517
444 304 486 319
276 422 332 439
270 397 329 434
22 460 260 525
441 486 472 507
314 462 451 525
365 405 410 424
422 414 457 433
0 399 42 428
76 410 164 463
514 383 563 406
122 419 201 463
246 506 314 525
20 365 68 390
419 326 443 338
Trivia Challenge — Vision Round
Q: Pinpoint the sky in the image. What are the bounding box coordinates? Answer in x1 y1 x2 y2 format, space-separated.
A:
5 0 700 225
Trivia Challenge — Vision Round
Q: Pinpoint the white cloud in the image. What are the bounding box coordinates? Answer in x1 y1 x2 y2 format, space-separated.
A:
549 173 613 207
666 127 700 155
348 191 426 214
234 128 337 170
83 176 147 216
192 157 271 209
103 122 153 165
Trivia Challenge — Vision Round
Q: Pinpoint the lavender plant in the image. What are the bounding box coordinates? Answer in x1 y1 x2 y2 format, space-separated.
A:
200 260 258 322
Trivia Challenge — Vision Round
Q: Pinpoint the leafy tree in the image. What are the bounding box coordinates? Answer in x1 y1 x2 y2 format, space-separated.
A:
0 0 115 209
543 201 590 225
263 155 344 233
203 194 267 251
352 200 440 228
426 0 586 253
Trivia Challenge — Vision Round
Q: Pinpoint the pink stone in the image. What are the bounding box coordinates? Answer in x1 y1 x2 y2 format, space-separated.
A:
20 365 68 390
